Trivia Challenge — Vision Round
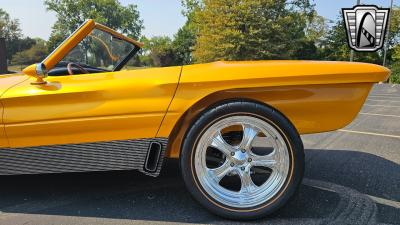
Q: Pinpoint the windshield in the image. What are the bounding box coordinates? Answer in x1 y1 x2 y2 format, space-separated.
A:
61 28 136 71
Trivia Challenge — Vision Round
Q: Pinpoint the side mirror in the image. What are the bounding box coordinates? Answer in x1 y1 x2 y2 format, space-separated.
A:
22 63 48 85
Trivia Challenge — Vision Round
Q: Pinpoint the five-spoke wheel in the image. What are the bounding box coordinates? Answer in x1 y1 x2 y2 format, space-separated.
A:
180 101 304 220
194 116 289 208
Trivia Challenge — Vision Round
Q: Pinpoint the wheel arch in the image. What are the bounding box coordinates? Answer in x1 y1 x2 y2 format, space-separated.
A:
164 89 295 159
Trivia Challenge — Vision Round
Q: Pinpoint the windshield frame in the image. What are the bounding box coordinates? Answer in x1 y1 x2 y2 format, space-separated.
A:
41 19 143 73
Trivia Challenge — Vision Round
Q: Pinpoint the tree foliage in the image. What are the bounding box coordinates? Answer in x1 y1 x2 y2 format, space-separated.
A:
386 8 400 83
386 7 400 48
0 9 21 41
44 0 144 52
141 36 178 67
181 0 202 18
319 18 351 62
389 62 400 83
172 22 197 64
139 29 197 67
0 8 29 61
3 1 400 84
189 0 316 62
305 12 328 45
12 39 49 66
321 8 400 66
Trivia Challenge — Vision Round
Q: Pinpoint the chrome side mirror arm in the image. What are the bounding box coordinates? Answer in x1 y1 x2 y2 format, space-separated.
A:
31 63 48 85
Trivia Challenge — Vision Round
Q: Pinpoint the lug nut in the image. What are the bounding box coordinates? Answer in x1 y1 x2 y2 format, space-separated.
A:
241 149 246 153
248 158 252 162
241 167 245 171
231 152 235 156
230 163 235 167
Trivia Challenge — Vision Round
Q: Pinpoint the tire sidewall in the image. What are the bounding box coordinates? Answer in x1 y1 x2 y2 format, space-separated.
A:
180 101 304 220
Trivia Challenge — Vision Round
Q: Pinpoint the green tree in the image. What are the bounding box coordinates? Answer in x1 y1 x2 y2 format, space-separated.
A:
173 22 196 64
389 62 400 83
305 12 328 45
181 0 203 18
320 17 381 64
45 0 144 52
319 18 350 61
0 8 24 61
0 9 37 61
12 39 49 66
393 44 400 61
190 0 316 63
383 7 400 65
321 7 400 66
172 0 203 64
387 8 400 83
386 7 400 49
0 8 21 41
141 36 178 67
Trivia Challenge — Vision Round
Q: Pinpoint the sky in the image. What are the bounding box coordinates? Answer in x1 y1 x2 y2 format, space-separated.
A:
0 0 395 40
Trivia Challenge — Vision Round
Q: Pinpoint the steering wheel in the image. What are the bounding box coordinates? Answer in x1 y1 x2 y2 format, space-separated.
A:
67 62 89 75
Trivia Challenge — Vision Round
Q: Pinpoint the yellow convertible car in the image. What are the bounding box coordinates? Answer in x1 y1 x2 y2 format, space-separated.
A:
0 20 390 219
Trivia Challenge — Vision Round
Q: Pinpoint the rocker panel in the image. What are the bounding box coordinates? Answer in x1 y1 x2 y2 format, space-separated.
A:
0 138 168 177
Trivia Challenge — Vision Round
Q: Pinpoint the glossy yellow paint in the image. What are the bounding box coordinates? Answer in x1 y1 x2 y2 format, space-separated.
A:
1 67 181 147
0 74 29 147
0 60 390 153
21 64 38 78
2 21 390 159
0 102 6 147
1 60 390 153
157 61 390 158
0 74 29 97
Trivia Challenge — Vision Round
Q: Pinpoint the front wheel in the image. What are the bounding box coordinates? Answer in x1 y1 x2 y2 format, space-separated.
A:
180 101 304 220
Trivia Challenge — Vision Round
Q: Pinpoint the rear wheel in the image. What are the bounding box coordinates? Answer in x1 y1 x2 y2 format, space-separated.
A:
180 101 304 220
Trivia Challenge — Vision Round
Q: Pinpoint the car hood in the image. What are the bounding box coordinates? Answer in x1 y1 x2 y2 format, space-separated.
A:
0 74 29 97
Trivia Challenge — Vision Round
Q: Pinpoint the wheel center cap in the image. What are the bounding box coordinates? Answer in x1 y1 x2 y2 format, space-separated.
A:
233 151 247 165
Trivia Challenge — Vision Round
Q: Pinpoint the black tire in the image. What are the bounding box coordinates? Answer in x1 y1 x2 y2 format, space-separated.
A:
180 100 304 220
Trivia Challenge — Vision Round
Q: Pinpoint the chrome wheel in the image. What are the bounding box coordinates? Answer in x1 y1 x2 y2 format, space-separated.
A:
194 115 290 208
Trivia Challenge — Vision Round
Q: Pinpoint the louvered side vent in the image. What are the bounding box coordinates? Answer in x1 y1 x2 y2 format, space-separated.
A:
0 138 168 177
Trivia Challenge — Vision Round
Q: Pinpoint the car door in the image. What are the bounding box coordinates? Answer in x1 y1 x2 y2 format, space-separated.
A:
1 67 181 148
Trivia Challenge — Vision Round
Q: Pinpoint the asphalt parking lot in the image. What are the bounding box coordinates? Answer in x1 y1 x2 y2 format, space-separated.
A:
0 84 399 225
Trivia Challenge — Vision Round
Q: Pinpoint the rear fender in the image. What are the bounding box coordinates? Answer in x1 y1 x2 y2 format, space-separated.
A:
162 83 373 158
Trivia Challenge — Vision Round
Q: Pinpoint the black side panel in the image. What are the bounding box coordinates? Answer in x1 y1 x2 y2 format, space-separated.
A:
0 138 168 177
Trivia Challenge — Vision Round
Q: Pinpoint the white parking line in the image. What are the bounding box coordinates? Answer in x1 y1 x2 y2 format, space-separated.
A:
367 195 400 209
369 96 400 99
370 93 400 96
369 96 400 100
370 93 400 95
364 104 400 108
367 99 400 103
339 129 400 139
360 112 400 118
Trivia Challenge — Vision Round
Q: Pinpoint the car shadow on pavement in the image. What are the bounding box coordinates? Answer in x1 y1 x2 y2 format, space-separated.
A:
0 149 399 225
